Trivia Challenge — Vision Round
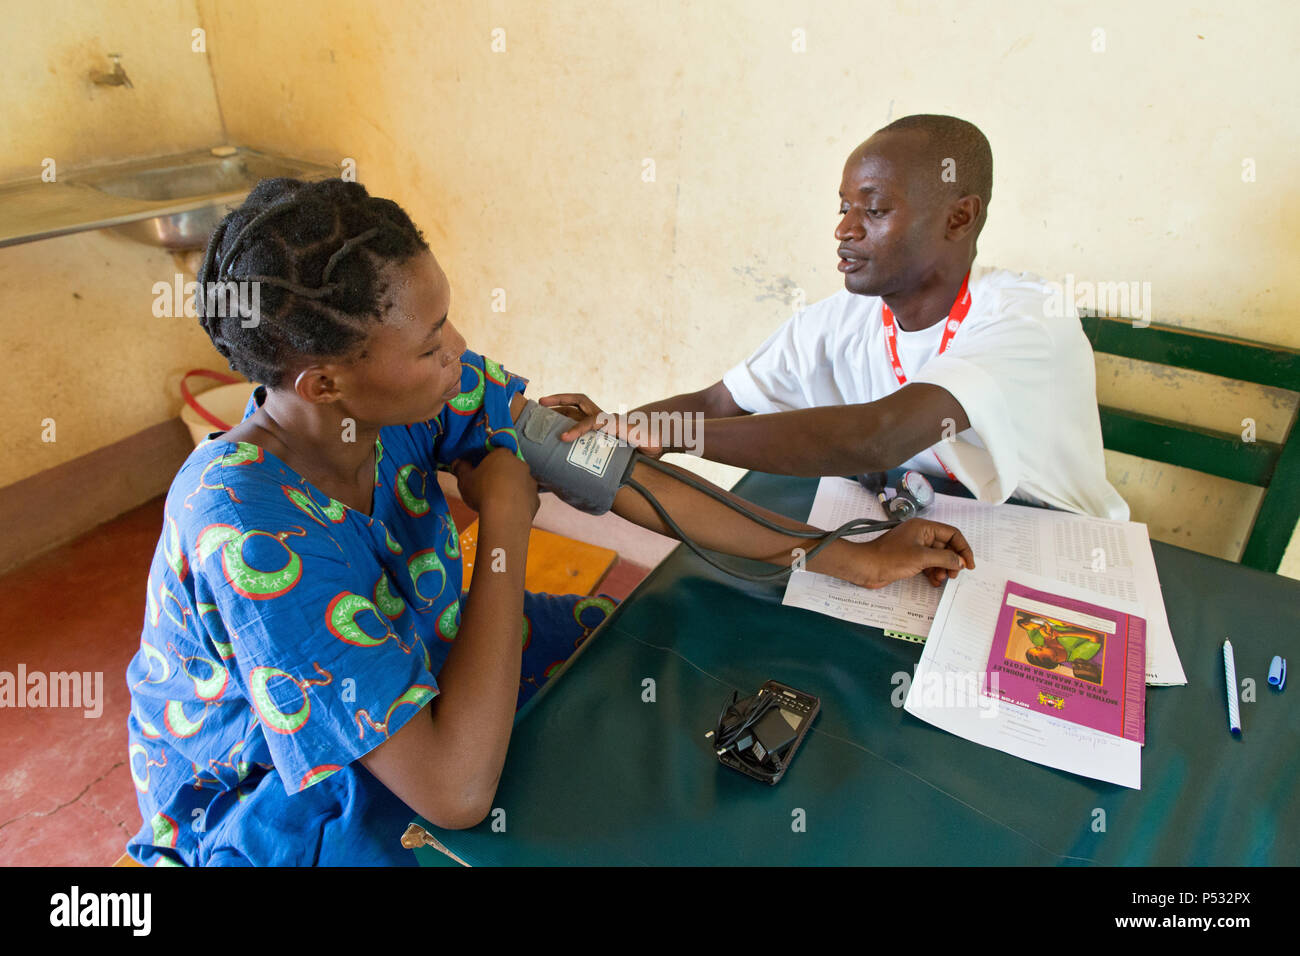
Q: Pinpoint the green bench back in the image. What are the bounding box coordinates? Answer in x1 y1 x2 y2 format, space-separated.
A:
1081 314 1300 572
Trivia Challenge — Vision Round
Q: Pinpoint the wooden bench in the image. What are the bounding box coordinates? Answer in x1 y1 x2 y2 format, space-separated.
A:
1082 314 1300 571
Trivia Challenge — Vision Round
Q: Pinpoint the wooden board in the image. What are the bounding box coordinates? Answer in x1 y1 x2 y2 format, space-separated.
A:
459 521 617 596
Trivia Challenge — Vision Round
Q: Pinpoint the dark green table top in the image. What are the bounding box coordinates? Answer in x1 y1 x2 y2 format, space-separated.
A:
413 472 1300 866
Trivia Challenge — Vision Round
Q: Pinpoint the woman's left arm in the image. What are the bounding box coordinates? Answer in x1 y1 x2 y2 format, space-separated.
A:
609 456 973 589
505 392 973 588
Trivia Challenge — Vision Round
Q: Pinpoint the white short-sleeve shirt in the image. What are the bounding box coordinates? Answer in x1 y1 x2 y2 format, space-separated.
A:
721 263 1129 520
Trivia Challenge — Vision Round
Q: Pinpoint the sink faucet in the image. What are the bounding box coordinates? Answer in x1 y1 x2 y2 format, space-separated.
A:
90 54 133 88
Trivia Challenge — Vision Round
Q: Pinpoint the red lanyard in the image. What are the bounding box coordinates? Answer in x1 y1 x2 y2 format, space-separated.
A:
880 271 972 480
881 270 972 383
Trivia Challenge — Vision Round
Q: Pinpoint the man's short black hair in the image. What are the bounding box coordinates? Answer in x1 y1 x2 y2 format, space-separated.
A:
195 178 430 388
875 114 992 220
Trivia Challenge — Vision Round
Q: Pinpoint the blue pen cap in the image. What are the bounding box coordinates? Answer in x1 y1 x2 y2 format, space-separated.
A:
1268 656 1286 690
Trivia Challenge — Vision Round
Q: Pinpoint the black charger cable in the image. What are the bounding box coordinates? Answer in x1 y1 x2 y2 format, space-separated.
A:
708 688 787 780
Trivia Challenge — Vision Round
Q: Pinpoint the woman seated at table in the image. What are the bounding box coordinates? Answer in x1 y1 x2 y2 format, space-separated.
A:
125 178 973 866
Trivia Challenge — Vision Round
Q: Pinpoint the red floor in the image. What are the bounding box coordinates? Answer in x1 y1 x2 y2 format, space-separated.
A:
0 496 648 866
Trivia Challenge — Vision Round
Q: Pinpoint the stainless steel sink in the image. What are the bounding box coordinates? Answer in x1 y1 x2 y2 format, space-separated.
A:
87 151 308 201
0 146 338 250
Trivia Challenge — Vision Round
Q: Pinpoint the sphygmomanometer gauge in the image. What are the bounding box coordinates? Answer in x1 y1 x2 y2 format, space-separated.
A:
901 470 935 510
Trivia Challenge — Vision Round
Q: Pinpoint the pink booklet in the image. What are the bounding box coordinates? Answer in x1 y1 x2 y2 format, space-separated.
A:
985 581 1146 744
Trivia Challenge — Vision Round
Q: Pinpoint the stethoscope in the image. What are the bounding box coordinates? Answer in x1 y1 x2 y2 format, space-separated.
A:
855 469 936 519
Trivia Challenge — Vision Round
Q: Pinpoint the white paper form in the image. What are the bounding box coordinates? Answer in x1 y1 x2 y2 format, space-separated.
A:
781 478 1186 685
903 563 1142 789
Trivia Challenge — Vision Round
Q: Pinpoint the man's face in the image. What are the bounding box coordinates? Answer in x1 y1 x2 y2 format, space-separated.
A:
327 251 468 427
835 131 948 297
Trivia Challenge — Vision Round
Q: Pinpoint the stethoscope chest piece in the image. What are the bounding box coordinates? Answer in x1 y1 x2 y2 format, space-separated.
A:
857 469 935 520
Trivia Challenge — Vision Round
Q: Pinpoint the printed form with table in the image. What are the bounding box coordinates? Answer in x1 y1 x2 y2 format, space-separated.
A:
781 477 1187 790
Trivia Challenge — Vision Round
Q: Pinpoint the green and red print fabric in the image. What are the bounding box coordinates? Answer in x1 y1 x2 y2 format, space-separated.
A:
125 351 615 866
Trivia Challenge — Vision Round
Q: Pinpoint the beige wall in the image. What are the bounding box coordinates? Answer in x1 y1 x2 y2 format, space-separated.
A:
3 0 1297 575
0 1 224 181
0 0 226 484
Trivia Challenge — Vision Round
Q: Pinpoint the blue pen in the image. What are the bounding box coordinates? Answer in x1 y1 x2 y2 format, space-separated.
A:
1268 655 1287 691
1223 640 1241 736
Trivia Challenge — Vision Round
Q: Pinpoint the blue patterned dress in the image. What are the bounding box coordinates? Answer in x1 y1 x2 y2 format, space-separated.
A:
125 351 614 865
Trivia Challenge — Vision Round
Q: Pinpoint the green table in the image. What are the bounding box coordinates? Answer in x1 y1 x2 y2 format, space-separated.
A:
413 472 1300 865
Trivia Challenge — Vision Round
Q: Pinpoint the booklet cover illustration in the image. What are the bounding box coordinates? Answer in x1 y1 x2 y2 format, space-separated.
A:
984 581 1146 744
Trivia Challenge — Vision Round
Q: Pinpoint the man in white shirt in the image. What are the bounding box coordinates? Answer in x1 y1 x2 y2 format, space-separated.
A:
544 114 1128 520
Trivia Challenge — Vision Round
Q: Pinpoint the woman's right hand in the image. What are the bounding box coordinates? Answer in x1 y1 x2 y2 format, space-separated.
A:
451 448 539 520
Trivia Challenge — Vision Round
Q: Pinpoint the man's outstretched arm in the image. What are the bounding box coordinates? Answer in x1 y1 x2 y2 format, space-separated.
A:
629 380 749 420
541 381 969 477
507 391 973 588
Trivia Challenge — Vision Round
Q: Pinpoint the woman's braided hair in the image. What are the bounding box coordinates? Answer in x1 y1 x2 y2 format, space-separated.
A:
196 178 429 388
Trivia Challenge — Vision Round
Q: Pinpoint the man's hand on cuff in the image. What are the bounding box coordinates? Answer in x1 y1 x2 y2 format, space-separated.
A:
537 392 668 457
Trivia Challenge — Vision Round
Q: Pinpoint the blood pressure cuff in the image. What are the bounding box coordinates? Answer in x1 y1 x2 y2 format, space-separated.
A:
513 399 639 515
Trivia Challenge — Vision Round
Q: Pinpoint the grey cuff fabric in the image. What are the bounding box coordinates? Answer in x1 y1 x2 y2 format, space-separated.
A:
513 399 639 515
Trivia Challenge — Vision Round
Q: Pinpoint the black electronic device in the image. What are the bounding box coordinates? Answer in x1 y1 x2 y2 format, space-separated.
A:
707 680 820 785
